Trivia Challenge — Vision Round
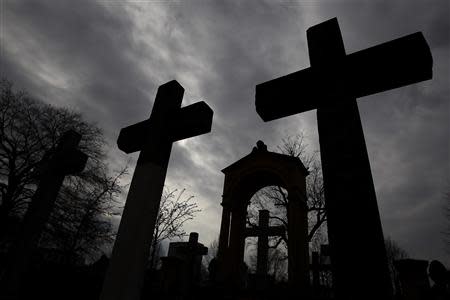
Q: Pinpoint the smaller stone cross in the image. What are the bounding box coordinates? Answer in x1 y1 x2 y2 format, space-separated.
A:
4 130 88 298
161 232 208 296
310 250 332 297
245 210 285 275
176 232 208 257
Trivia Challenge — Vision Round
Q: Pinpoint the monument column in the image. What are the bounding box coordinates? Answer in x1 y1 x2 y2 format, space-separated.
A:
217 202 231 258
287 187 310 296
256 210 270 276
227 202 247 288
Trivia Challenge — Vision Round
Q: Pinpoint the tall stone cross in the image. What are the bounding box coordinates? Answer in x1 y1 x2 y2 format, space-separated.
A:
245 210 285 275
255 18 432 299
100 80 213 300
4 130 88 299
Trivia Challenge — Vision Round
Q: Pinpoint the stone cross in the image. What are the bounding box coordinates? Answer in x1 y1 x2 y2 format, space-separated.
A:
245 210 285 275
173 232 208 287
4 130 88 299
177 232 208 257
255 18 432 299
100 80 213 300
161 232 208 296
311 250 332 298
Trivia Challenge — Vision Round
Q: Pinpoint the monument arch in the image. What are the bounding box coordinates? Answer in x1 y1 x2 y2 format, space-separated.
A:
217 141 310 294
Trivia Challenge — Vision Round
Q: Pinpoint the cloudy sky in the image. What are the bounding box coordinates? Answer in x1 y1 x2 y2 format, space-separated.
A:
1 0 449 266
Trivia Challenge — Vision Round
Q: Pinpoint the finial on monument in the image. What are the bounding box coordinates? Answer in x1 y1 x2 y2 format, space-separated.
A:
189 232 199 244
252 140 268 153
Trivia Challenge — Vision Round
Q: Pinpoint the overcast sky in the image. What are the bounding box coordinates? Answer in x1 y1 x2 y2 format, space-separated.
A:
1 0 449 266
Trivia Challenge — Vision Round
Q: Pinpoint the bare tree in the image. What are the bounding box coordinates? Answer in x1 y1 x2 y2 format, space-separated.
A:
246 133 326 278
149 187 201 269
385 237 408 295
0 79 127 263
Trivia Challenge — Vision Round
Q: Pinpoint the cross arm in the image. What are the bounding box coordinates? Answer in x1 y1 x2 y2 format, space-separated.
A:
52 149 88 174
245 227 259 237
117 119 153 154
244 225 285 238
117 101 213 153
267 225 285 237
256 67 318 121
169 101 213 142
256 32 432 122
36 130 88 174
179 244 208 256
348 32 432 98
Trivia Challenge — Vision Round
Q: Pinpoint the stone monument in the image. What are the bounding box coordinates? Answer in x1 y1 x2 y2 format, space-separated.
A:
255 18 432 299
100 80 213 300
160 232 208 296
3 130 88 299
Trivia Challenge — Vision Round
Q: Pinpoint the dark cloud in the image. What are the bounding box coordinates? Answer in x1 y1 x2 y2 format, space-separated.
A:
1 0 154 139
1 0 448 264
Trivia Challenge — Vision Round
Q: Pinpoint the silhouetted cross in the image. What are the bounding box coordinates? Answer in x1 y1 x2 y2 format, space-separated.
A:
100 80 213 300
255 18 432 299
5 130 88 298
245 210 285 275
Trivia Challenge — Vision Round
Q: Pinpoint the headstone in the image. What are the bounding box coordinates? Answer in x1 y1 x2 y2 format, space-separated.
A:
100 80 213 300
245 210 285 276
255 17 432 299
311 251 320 292
208 257 218 283
428 260 450 300
2 130 88 299
160 232 208 296
394 259 430 300
311 249 332 297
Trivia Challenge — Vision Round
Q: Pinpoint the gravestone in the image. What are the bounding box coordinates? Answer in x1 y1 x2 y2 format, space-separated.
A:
394 259 430 300
160 232 208 296
245 209 285 276
428 260 450 300
311 251 320 292
3 130 88 299
100 80 213 300
255 18 432 299
310 250 332 297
